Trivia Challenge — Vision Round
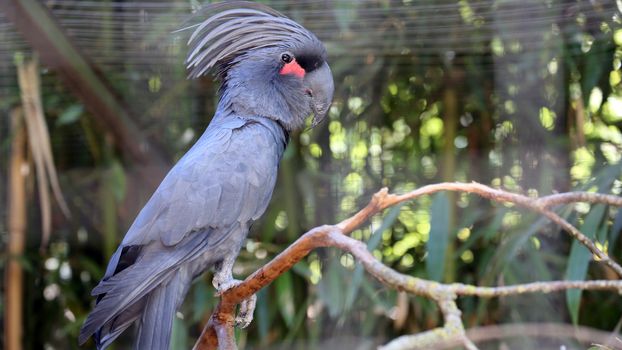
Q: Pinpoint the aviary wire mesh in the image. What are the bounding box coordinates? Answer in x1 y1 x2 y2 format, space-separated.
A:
0 0 617 135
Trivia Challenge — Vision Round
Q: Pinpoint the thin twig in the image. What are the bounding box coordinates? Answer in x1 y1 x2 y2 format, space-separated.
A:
536 192 622 208
384 182 622 276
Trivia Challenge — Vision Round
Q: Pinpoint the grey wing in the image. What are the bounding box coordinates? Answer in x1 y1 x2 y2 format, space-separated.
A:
101 115 281 280
151 117 280 246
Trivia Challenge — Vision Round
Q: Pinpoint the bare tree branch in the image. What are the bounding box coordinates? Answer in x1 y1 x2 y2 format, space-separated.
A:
435 323 622 349
536 192 622 208
193 182 622 350
387 183 622 276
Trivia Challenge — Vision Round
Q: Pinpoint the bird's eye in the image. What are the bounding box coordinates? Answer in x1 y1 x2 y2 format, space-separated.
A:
281 53 293 63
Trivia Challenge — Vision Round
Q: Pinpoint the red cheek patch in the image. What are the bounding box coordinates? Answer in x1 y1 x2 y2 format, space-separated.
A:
279 59 305 78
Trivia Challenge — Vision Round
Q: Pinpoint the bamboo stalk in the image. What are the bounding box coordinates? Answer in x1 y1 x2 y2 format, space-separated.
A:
5 107 28 350
441 73 459 282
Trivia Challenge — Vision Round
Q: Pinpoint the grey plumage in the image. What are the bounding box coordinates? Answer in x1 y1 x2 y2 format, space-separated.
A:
79 2 334 349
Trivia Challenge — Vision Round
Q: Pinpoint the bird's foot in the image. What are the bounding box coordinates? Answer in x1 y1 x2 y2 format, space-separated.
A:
213 278 257 328
235 292 257 328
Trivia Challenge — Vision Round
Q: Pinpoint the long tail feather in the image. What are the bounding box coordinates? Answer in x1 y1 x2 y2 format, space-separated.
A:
135 270 191 350
79 232 211 348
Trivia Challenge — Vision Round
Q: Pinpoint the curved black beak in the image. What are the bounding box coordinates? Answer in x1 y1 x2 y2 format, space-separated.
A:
304 62 334 127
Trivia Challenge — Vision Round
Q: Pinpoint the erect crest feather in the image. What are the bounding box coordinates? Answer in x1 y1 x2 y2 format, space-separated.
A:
185 1 323 79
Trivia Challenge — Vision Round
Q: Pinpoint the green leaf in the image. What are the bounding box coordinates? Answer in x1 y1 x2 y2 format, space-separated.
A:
291 260 312 279
483 208 571 282
454 207 491 257
610 209 622 249
275 271 295 328
581 38 614 108
171 317 188 350
565 204 607 324
344 204 402 310
191 279 212 323
596 213 609 243
482 208 507 241
426 192 451 281
284 297 311 342
56 104 83 126
109 159 126 202
525 243 553 281
319 258 345 318
255 289 270 342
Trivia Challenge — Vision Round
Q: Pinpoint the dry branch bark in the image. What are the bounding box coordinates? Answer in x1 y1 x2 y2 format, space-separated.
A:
194 182 622 350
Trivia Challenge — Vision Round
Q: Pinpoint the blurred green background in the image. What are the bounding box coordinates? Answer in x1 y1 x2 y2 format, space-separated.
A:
1 0 622 349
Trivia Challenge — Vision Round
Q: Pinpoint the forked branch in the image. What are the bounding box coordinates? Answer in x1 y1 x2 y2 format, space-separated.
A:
193 182 622 350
